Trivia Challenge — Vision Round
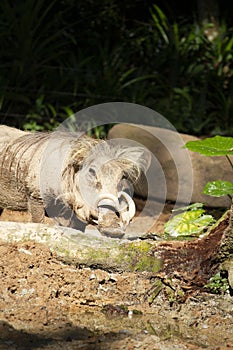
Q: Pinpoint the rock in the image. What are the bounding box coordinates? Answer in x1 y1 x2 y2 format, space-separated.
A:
222 259 233 289
108 124 233 207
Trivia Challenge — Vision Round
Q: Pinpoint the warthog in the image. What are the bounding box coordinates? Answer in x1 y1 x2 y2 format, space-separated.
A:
0 125 151 237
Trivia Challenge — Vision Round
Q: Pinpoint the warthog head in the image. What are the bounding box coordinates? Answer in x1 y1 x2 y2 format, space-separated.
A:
62 138 151 238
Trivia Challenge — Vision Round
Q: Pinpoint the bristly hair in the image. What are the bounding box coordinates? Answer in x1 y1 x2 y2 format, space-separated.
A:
116 158 141 183
69 136 100 166
59 134 148 184
0 132 50 183
79 140 147 183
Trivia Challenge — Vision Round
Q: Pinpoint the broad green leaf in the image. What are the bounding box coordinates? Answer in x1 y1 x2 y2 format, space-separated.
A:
185 136 233 156
172 202 203 212
203 180 233 197
164 209 214 238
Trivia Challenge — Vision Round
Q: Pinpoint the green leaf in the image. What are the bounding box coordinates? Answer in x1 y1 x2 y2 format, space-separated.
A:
164 209 214 238
62 106 74 117
185 136 233 156
172 203 204 212
151 4 169 44
121 74 156 89
203 180 233 197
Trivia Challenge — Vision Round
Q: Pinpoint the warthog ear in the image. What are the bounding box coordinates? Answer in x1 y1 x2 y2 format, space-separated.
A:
119 146 151 173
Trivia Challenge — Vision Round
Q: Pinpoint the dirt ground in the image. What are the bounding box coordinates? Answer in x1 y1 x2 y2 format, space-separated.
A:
0 207 233 350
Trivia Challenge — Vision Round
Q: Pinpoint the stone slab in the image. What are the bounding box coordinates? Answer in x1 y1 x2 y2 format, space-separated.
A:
108 124 232 207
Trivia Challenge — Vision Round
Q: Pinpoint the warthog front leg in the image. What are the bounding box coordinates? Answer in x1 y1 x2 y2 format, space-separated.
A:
28 196 45 223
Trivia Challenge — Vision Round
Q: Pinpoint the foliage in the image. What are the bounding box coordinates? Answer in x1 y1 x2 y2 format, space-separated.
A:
185 136 233 156
23 95 61 131
0 1 232 135
185 136 233 199
0 0 75 127
203 180 233 198
204 272 229 294
164 203 214 239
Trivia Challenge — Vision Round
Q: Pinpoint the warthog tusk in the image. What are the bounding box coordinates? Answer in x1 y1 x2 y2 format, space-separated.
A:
96 193 119 210
119 191 136 220
96 191 136 227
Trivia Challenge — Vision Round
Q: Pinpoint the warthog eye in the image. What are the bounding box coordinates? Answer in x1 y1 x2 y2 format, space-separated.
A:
88 167 96 177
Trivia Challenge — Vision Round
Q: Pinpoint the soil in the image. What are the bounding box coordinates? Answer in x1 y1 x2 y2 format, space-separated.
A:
0 206 233 350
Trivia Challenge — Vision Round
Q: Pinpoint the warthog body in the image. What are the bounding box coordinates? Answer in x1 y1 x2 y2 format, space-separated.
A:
0 125 150 237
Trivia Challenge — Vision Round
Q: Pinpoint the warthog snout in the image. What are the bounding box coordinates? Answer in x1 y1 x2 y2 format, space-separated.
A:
95 191 136 238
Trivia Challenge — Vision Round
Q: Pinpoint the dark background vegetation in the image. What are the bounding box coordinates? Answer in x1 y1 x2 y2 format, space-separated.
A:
0 0 232 135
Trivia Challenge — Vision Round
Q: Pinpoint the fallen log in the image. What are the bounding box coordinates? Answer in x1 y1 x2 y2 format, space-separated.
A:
0 221 162 272
0 209 232 290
